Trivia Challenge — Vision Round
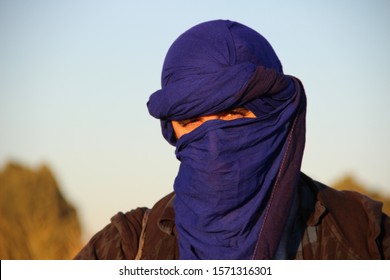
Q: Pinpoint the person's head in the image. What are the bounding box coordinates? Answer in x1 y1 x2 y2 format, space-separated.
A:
147 20 306 260
147 19 283 145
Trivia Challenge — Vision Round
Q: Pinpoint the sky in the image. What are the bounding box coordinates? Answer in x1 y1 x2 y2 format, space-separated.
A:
1 0 389 241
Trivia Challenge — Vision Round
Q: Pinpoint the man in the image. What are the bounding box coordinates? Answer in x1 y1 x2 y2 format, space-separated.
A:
74 20 390 260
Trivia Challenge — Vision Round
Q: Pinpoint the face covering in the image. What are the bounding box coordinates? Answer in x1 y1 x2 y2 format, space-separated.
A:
174 73 305 259
147 20 306 259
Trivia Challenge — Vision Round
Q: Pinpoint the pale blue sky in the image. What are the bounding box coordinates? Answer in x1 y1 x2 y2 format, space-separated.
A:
1 0 389 240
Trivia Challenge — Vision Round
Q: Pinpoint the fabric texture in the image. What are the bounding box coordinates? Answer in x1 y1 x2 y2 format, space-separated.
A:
147 20 306 259
73 174 390 260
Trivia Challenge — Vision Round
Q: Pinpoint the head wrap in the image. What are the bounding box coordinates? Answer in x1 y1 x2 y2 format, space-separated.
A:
147 20 306 259
148 19 283 145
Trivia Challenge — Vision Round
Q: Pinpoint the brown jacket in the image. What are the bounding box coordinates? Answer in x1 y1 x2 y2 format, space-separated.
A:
74 174 390 259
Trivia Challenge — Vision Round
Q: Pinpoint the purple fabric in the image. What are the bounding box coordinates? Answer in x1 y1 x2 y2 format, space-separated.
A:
147 20 306 259
148 20 282 145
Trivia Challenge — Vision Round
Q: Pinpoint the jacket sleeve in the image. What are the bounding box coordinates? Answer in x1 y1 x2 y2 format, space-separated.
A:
73 207 147 260
380 213 390 259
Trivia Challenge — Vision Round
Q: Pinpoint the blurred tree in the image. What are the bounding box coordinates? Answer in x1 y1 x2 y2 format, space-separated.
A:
0 163 82 259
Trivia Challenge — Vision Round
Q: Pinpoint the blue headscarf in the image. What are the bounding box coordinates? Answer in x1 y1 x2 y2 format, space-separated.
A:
147 20 306 259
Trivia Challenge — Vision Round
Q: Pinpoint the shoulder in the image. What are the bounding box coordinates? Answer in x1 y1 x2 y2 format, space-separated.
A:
317 180 390 259
74 193 175 260
300 173 384 228
316 179 385 241
73 207 147 259
316 180 384 230
299 173 388 259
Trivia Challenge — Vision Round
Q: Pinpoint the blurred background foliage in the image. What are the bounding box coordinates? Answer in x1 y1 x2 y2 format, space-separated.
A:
0 162 81 259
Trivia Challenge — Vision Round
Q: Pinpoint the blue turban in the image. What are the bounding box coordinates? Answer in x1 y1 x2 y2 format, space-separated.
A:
147 20 306 259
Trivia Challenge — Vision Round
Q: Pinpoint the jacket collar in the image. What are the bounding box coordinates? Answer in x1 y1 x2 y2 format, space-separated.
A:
157 194 177 236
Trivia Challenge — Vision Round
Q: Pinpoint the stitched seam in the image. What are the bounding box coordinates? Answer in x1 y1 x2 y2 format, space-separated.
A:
135 209 151 260
252 106 298 259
